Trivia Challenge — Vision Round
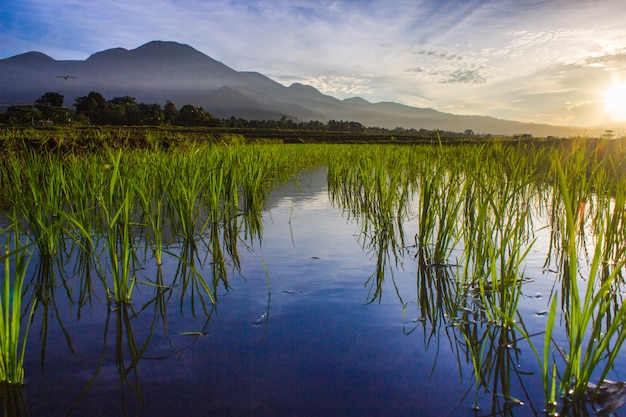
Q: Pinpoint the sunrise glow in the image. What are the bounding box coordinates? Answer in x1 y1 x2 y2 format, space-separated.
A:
604 80 626 122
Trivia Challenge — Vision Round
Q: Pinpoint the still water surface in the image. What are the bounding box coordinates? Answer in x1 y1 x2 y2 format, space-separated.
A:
20 167 601 416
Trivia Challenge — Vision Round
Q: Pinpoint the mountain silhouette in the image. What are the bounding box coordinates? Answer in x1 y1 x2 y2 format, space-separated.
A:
0 40 591 136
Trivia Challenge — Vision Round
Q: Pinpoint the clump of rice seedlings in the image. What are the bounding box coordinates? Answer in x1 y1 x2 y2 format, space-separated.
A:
511 148 626 415
166 146 212 241
61 153 104 310
133 151 171 266
0 222 37 385
237 146 273 216
96 151 140 304
590 174 626 272
5 148 69 258
326 146 414 303
442 151 535 412
415 161 465 265
548 157 626 406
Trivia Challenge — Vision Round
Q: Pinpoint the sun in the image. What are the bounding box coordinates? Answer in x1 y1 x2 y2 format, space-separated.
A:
603 80 626 122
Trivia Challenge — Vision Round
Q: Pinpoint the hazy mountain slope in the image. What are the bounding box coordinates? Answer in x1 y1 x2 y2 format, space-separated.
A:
0 40 589 136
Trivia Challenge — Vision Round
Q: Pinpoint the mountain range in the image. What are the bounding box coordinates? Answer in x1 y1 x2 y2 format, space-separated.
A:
0 40 612 136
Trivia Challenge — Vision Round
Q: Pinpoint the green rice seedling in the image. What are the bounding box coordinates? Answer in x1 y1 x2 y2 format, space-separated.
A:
431 174 464 263
238 147 273 216
142 130 164 151
515 153 626 414
133 152 171 266
551 156 626 405
6 148 70 258
417 144 540 413
516 293 560 415
326 147 415 303
96 150 140 304
60 153 104 311
202 147 236 226
590 175 626 272
0 223 37 385
166 146 212 241
454 182 534 411
415 162 464 265
459 158 535 303
414 157 439 251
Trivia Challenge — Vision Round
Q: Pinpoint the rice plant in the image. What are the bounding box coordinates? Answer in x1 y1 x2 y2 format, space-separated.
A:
553 157 626 403
0 223 36 385
96 151 140 304
5 148 69 258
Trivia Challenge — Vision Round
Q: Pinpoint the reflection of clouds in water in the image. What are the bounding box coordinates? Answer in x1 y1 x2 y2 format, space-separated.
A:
266 167 329 210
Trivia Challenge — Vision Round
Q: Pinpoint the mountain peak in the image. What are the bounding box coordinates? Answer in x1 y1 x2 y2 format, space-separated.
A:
288 82 324 97
84 40 229 72
131 40 201 58
1 51 55 65
343 97 370 106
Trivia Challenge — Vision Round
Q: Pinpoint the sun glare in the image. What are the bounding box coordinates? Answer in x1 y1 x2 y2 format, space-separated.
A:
603 80 626 122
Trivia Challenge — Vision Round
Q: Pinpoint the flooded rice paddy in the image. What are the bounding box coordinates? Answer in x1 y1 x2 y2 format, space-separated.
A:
2 140 626 416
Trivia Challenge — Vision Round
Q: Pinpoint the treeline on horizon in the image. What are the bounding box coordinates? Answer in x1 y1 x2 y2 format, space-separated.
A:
0 90 493 139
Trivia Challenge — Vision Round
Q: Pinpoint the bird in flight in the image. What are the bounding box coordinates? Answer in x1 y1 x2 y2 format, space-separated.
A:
56 75 77 80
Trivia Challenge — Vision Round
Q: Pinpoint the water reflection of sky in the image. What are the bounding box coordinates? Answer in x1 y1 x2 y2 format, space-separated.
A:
20 167 621 417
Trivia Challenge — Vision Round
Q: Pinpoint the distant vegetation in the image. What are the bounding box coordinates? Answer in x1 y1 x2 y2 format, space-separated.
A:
1 90 530 140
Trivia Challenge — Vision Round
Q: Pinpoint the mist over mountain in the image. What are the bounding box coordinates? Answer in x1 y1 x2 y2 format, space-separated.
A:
0 40 601 136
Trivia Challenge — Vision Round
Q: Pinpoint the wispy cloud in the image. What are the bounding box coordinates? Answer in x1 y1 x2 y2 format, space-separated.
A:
574 50 626 70
415 50 463 61
438 67 487 85
269 73 379 97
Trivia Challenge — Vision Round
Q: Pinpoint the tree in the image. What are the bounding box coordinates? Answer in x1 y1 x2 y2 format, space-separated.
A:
74 91 109 124
34 92 64 111
602 130 615 140
164 101 179 125
32 92 72 124
177 104 211 126
137 103 164 125
109 96 138 125
6 105 37 126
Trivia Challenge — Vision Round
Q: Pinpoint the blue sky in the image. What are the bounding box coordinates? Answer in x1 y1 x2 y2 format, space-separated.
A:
2 0 626 126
